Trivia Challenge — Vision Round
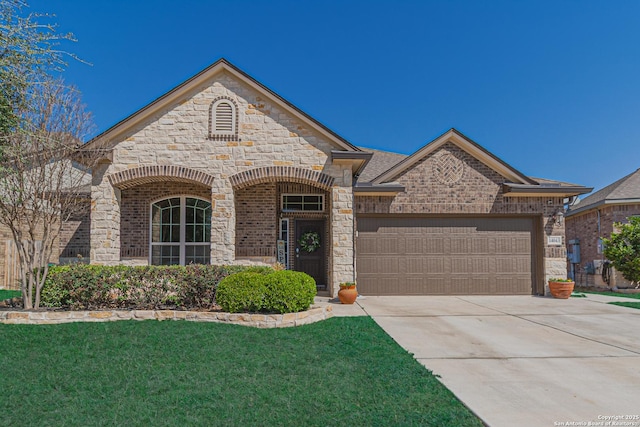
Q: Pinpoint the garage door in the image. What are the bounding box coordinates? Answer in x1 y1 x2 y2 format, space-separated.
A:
356 217 535 295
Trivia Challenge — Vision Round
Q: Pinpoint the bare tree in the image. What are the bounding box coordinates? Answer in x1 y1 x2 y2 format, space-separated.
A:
1 0 79 135
0 79 95 308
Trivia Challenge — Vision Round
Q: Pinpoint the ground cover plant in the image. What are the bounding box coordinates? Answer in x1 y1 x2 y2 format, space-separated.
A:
0 317 483 426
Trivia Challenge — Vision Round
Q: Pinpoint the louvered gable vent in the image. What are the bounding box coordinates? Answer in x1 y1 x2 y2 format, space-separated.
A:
215 102 233 132
210 97 238 140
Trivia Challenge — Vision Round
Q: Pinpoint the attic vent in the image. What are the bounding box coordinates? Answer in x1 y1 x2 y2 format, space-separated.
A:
210 97 238 141
215 102 233 132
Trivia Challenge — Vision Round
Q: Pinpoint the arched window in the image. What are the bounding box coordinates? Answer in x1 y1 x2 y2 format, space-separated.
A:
210 97 238 140
150 196 212 265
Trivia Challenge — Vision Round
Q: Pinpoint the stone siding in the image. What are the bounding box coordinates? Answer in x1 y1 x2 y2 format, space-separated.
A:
90 71 355 295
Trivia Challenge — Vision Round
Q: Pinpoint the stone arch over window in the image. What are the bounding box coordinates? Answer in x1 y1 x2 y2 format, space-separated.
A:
209 97 238 141
229 166 334 191
107 165 215 190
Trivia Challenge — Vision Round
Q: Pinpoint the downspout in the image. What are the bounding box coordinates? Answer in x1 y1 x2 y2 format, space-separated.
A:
352 173 359 284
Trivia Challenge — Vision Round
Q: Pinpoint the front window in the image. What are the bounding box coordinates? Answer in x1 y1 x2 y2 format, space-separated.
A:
150 197 211 265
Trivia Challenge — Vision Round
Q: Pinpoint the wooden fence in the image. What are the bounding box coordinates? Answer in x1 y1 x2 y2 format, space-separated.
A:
2 240 43 290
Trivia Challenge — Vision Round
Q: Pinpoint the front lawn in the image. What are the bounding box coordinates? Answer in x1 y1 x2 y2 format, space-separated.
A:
610 301 640 310
578 289 640 299
0 317 482 426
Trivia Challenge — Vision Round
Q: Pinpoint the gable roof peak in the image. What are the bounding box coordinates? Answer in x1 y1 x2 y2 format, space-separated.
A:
567 167 640 215
371 127 535 185
82 57 360 153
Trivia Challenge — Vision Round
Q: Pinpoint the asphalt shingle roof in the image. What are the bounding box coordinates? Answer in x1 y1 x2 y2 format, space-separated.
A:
357 148 408 183
568 168 640 215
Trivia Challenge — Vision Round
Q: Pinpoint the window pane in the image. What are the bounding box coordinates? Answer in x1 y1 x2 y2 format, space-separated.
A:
185 245 211 265
171 225 180 242
282 194 323 211
152 245 180 265
186 225 194 243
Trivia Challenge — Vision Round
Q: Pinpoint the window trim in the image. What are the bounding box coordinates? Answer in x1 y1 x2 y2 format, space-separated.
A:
278 218 289 269
281 193 325 212
149 195 212 265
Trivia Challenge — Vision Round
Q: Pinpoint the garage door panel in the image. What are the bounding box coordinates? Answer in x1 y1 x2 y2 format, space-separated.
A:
450 237 471 254
471 237 490 253
356 217 534 296
359 256 400 274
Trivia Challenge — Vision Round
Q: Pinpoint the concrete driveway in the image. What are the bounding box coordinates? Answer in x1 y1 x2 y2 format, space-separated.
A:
357 295 640 427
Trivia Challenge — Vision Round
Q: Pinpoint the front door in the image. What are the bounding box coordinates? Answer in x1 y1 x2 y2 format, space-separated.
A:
294 219 326 290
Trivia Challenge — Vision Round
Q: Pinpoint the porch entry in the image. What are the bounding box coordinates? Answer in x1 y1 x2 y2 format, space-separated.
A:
294 219 327 291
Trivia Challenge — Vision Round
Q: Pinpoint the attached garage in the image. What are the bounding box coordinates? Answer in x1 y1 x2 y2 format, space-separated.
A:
356 216 539 296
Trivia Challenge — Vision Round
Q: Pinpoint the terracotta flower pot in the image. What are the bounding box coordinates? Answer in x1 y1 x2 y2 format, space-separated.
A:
548 281 574 299
338 284 358 304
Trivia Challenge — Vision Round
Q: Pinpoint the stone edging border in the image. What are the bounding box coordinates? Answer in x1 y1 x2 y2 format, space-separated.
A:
0 304 333 328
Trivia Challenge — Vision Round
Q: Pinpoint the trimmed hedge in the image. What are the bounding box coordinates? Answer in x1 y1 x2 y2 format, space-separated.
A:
264 271 316 314
216 270 317 314
216 272 267 313
41 264 273 310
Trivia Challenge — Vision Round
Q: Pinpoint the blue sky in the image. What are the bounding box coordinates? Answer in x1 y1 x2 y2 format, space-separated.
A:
26 0 640 194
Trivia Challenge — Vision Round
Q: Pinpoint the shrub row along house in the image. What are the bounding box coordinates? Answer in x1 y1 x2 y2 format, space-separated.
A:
1 59 592 296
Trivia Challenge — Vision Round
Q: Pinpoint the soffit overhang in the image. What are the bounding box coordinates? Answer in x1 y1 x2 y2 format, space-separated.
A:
353 182 405 196
502 183 593 198
330 151 373 176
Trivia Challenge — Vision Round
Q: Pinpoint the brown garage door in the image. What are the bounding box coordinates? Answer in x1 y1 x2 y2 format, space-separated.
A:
356 217 535 295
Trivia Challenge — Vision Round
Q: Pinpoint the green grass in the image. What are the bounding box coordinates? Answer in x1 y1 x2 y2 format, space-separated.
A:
610 301 640 310
0 289 20 300
0 317 482 426
578 289 640 299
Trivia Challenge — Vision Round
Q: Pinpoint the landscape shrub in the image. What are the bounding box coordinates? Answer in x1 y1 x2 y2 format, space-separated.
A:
40 264 273 310
216 272 267 313
263 270 316 314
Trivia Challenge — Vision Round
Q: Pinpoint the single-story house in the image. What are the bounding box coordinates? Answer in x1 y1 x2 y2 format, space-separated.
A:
27 58 590 297
565 168 640 288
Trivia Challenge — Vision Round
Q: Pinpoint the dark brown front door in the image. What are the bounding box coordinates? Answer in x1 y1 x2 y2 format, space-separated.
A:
295 219 326 290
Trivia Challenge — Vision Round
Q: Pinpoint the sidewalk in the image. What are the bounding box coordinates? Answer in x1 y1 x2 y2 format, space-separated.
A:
314 296 368 317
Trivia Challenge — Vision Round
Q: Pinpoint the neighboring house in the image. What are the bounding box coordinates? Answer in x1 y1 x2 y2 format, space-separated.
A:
71 58 590 297
565 168 640 288
0 160 91 290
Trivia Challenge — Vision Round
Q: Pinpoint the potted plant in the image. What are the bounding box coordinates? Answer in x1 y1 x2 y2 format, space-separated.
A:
338 282 358 304
548 278 575 299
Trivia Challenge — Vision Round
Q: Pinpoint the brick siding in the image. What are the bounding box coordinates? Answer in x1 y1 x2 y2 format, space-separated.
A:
355 142 568 288
120 182 211 259
566 204 640 286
